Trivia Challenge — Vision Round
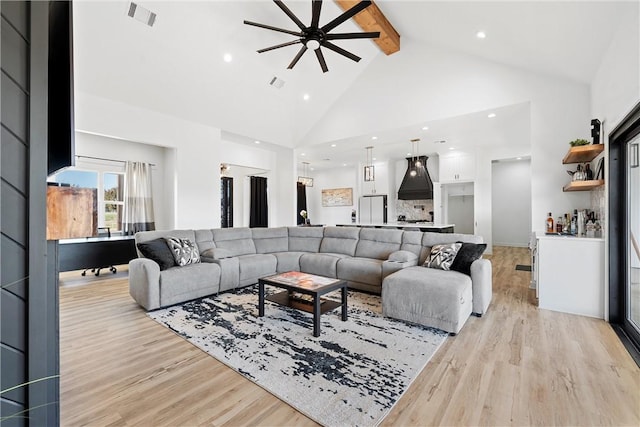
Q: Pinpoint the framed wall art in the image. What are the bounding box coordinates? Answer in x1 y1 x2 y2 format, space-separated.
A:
321 188 353 207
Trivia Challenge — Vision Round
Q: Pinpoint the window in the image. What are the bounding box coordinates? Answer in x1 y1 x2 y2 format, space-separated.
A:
48 168 125 232
103 173 125 231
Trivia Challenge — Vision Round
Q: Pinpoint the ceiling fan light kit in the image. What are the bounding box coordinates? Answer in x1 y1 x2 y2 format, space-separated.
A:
244 0 380 73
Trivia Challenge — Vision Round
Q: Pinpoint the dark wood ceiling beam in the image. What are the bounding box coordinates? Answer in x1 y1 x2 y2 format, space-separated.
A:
334 0 400 55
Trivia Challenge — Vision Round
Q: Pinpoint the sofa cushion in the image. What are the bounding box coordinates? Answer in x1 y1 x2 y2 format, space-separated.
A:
212 228 256 257
136 238 175 271
382 266 472 334
165 237 201 266
299 252 349 278
159 262 221 307
424 243 462 271
451 242 487 276
354 228 403 260
400 231 429 264
288 226 324 252
320 226 360 256
252 227 288 254
337 257 383 286
274 251 305 273
238 254 277 282
194 229 216 253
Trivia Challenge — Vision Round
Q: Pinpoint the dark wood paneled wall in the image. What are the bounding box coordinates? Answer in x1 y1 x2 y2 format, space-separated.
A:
1 1 60 425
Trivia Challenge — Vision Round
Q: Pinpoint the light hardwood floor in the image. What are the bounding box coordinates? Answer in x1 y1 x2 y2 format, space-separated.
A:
59 247 640 426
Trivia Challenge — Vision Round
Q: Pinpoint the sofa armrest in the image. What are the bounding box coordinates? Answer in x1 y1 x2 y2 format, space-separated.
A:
382 259 418 279
129 258 161 311
387 250 419 264
211 256 240 292
470 258 492 315
201 248 233 260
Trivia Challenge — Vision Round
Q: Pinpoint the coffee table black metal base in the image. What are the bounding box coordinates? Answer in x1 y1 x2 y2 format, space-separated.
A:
258 273 348 337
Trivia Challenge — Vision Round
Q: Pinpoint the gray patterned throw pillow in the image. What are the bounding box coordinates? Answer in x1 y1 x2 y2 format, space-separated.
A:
424 243 462 270
165 237 201 266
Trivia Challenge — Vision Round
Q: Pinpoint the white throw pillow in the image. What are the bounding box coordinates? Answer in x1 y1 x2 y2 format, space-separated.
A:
165 237 201 266
423 243 462 271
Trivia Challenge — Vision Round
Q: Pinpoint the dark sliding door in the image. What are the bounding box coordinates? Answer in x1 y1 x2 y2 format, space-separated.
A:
249 176 268 228
610 101 640 365
220 177 233 228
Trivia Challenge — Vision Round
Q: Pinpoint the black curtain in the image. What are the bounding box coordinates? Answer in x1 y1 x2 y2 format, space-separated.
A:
250 176 268 228
297 182 307 225
220 177 233 228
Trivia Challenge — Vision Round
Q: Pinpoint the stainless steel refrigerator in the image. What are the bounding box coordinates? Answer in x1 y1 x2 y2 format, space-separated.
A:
359 195 387 224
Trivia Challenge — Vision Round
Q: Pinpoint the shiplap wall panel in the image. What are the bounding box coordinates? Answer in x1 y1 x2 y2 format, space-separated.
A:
1 128 27 191
0 237 27 300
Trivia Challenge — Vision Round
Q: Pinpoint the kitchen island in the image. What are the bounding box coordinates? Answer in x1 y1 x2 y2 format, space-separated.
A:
337 222 455 233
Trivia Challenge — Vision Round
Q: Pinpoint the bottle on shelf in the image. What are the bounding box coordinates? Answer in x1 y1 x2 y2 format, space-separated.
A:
570 209 578 235
585 163 594 180
546 212 554 233
556 217 563 233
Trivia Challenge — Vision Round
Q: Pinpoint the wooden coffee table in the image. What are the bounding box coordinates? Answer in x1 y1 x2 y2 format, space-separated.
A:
258 271 348 337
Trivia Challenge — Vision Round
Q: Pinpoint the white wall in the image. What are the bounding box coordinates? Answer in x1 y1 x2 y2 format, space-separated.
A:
492 159 532 247
302 39 592 242
306 167 358 226
448 195 474 235
74 132 169 230
75 92 297 229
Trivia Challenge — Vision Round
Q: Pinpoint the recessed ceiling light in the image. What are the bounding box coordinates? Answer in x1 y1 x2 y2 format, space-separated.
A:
331 144 336 147
449 147 455 150
303 94 310 101
301 153 306 156
342 163 347 166
371 136 377 140
373 157 377 161
407 152 412 156
422 126 429 130
310 167 315 171
516 157 522 160
254 140 260 144
476 31 486 39
488 113 496 118
223 53 233 63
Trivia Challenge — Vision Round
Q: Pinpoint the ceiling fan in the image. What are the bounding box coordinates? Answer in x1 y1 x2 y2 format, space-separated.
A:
244 0 380 73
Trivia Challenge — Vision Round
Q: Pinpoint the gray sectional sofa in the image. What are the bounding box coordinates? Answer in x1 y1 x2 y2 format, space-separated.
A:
129 226 492 334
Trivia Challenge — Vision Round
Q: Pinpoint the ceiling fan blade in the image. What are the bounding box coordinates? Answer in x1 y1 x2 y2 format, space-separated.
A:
326 31 380 40
321 0 372 33
287 46 308 69
273 0 306 30
257 40 302 53
243 20 302 37
311 0 322 29
315 48 329 73
322 41 361 62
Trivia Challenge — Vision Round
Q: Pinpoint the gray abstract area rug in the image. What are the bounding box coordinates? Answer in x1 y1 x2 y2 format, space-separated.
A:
148 286 447 427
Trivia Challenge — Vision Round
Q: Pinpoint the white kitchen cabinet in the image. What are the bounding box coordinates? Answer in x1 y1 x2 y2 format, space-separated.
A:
439 152 476 182
536 234 604 318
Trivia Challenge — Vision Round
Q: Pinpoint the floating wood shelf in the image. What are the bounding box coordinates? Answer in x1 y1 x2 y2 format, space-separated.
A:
562 144 604 164
563 179 604 192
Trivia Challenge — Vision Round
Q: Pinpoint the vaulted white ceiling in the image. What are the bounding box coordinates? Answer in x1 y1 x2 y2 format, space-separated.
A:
73 1 634 162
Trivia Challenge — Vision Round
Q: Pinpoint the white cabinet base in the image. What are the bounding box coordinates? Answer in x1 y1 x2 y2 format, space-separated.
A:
537 236 604 318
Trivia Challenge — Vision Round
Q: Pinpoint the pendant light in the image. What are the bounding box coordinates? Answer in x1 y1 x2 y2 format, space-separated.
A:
364 146 375 181
297 162 313 187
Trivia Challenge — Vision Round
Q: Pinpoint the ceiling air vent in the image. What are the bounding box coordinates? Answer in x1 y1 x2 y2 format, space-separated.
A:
127 2 157 27
269 76 285 89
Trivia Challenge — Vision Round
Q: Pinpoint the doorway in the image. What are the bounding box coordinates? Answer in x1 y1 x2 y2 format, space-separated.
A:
491 158 532 247
610 101 640 365
221 176 233 228
440 183 474 234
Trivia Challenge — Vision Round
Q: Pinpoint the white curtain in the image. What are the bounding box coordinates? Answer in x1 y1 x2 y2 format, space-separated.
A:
123 161 155 235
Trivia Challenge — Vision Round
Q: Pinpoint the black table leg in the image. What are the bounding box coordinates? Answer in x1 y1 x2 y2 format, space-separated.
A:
313 294 321 337
341 286 348 321
258 281 265 317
